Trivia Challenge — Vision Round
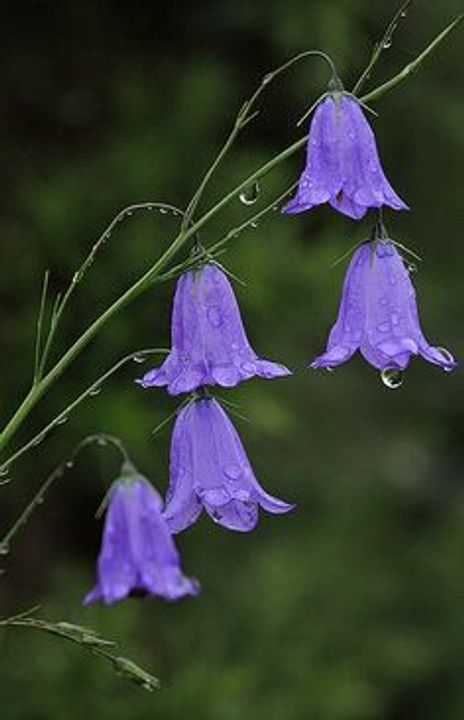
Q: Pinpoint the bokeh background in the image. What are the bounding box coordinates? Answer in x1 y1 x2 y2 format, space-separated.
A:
1 1 463 718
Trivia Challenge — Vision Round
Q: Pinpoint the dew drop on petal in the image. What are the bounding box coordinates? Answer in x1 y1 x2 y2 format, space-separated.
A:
239 181 260 205
241 361 255 373
377 321 390 333
223 464 242 481
380 368 404 389
436 346 455 368
207 305 223 327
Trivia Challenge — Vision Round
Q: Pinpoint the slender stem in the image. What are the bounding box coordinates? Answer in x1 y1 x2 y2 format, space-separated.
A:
360 13 463 104
33 270 50 384
352 0 412 96
182 49 337 232
0 465 62 553
0 348 167 472
36 202 182 379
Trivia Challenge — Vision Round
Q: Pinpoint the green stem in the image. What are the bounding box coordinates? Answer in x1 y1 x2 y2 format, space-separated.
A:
0 348 166 472
181 49 337 232
360 13 463 103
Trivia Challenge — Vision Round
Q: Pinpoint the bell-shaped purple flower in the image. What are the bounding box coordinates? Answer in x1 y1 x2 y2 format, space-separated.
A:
84 471 199 605
283 93 408 220
311 239 457 373
164 397 295 533
137 263 290 395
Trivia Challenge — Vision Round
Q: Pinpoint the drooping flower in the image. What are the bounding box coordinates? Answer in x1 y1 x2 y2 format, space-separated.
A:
283 92 408 220
84 469 199 605
137 262 290 395
311 238 457 374
164 397 295 533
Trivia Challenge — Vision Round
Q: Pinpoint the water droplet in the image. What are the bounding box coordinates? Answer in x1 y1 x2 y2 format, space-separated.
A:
239 181 260 206
132 354 147 364
437 347 455 365
65 460 74 470
0 542 10 556
272 205 280 212
407 262 417 274
0 466 9 477
89 387 102 396
241 361 255 373
400 9 407 18
377 321 390 333
159 207 169 215
97 438 108 447
262 72 273 84
391 312 401 327
224 464 241 481
381 368 404 389
36 496 44 505
126 210 133 217
207 305 223 327
250 220 259 228
56 416 68 426
383 38 392 49
32 433 46 447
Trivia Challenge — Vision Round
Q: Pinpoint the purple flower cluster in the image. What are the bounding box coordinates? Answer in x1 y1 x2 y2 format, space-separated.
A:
86 74 457 609
86 263 293 605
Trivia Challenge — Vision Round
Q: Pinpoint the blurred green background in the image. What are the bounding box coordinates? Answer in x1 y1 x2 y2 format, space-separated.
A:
1 1 463 718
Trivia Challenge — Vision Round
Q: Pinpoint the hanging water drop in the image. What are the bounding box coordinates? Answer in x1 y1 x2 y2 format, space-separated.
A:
0 542 10 556
32 433 47 447
159 207 169 215
381 367 404 389
65 460 74 470
239 181 260 206
89 386 102 396
407 262 417 274
436 347 455 370
0 466 9 477
56 416 69 426
97 437 108 447
250 220 259 228
132 354 147 364
383 38 392 49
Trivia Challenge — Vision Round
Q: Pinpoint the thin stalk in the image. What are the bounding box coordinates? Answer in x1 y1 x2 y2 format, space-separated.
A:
352 0 412 96
0 348 167 472
182 49 337 232
360 14 463 104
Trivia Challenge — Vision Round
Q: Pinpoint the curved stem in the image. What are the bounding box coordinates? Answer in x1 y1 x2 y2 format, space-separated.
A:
360 13 463 104
352 0 412 96
0 348 167 473
181 49 337 233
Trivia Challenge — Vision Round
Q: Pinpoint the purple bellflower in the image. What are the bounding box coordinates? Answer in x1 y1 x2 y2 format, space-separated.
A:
137 262 290 395
84 470 199 605
311 238 457 374
283 92 408 220
163 397 295 533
